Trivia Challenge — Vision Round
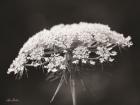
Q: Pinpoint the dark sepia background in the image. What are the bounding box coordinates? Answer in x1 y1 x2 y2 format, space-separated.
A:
0 0 139 105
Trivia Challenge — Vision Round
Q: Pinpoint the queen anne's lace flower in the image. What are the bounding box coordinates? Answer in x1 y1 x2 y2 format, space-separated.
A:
7 22 133 75
7 22 133 105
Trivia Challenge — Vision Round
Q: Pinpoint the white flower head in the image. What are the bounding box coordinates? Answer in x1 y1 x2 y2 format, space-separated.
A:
7 22 133 75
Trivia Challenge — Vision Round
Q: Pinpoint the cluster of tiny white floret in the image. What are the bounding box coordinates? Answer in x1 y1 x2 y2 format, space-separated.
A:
7 53 27 75
72 46 90 64
7 22 133 75
45 54 66 72
96 46 117 63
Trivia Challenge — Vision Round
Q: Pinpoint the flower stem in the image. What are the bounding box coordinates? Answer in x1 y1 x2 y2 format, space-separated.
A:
70 78 76 105
50 74 64 103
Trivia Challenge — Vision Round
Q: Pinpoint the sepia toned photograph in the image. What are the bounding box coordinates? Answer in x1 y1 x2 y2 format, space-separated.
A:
0 0 139 105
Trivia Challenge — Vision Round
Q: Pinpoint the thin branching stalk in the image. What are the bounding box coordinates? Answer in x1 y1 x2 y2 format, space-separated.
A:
50 73 65 103
70 78 76 105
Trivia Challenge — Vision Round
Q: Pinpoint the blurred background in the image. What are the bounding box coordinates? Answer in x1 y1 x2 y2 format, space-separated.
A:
0 0 139 105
